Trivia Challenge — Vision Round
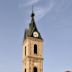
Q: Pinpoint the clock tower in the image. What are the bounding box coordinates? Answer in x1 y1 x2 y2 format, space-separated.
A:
22 10 43 72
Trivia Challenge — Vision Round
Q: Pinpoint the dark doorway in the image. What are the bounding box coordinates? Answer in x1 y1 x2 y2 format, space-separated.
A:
33 67 37 72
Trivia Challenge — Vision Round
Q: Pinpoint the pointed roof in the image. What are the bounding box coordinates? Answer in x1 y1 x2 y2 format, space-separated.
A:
28 10 38 36
23 9 42 42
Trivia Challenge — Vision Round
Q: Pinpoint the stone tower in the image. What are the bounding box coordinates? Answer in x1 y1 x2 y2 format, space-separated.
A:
22 10 43 72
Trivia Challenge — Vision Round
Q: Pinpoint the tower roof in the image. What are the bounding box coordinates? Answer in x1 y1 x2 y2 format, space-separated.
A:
23 10 43 42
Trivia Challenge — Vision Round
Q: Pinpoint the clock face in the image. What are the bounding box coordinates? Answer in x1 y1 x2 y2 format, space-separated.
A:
33 31 39 37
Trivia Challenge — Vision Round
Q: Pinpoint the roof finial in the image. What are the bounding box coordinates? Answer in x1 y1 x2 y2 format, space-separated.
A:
32 5 34 13
31 6 35 17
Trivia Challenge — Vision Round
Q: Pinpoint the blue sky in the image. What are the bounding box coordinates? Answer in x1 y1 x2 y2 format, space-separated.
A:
0 0 72 72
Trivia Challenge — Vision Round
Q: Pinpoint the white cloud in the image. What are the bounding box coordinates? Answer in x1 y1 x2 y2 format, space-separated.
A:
35 2 55 21
19 0 55 21
25 0 40 6
19 0 40 7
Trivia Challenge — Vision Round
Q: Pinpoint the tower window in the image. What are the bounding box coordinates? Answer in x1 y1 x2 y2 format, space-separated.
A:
33 67 37 72
25 46 26 56
25 68 26 72
34 44 37 54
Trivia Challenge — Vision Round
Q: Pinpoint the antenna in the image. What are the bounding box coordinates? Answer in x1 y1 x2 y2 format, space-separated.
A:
31 6 35 17
32 5 34 13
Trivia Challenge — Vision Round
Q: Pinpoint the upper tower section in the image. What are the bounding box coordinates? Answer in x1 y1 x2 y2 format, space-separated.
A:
24 9 43 42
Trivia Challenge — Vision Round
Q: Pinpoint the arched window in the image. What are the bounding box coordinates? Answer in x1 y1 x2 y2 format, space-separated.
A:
33 67 37 72
34 44 37 54
25 68 26 72
25 46 26 56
